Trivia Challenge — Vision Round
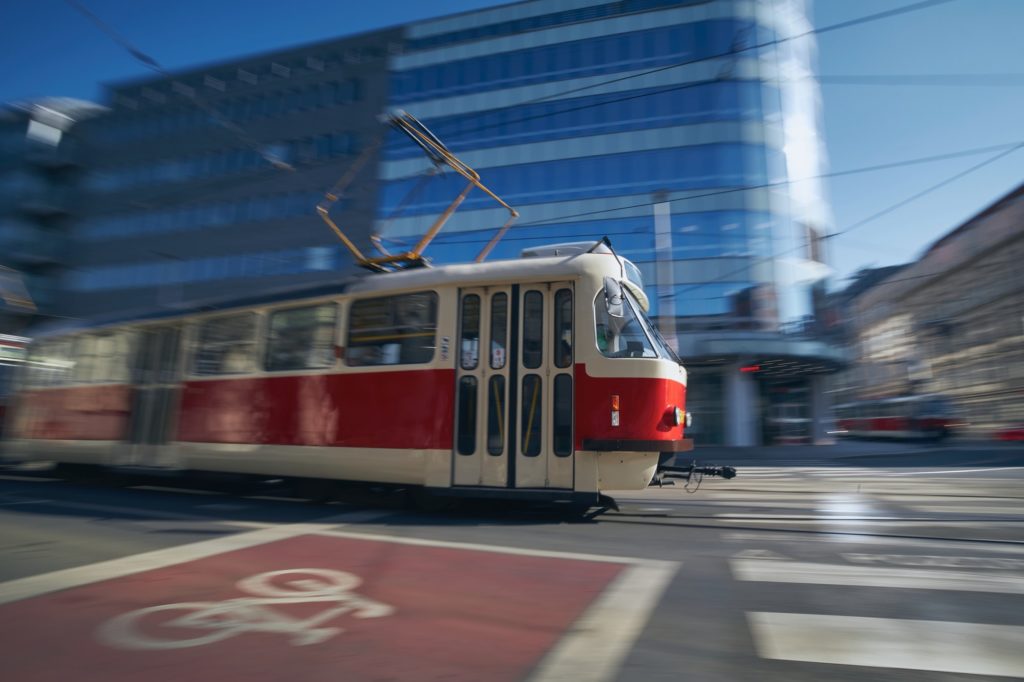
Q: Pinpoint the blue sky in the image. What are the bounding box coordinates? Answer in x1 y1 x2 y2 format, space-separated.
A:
2 0 1021 283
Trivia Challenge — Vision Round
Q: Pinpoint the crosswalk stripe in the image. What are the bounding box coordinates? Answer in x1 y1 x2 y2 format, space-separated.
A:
747 612 1024 678
731 557 1024 594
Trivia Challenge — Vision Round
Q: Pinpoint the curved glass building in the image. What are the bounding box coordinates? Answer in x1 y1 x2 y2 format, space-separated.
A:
379 0 845 445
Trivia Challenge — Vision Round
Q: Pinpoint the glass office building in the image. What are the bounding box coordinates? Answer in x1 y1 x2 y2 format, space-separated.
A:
380 0 845 445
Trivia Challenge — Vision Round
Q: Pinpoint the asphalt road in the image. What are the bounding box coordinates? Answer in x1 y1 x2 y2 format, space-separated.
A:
0 451 1022 681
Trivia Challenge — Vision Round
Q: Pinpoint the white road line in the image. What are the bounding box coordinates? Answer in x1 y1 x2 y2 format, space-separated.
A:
747 612 1024 678
731 558 1024 594
312 528 653 564
882 467 1024 476
0 499 52 507
130 485 222 496
907 504 1024 515
4 497 224 522
0 510 389 606
194 503 250 511
0 474 60 482
528 561 678 682
720 531 1024 553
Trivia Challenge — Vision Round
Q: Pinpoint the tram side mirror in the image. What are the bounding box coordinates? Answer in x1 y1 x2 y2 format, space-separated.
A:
603 276 625 319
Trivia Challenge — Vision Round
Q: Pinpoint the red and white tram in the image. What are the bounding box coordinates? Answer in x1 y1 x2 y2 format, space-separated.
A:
2 244 733 507
834 395 961 441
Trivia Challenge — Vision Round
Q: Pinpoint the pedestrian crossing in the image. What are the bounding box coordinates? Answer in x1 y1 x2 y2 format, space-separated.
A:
727 533 1024 678
747 612 1024 678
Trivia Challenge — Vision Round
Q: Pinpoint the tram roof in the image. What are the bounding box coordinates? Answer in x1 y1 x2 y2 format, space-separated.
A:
29 251 626 339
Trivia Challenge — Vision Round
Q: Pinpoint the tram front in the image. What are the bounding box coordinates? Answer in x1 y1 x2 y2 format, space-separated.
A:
570 246 734 495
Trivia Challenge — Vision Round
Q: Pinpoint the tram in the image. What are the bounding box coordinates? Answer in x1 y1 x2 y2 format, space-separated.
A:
2 243 734 506
0 112 734 508
833 394 961 441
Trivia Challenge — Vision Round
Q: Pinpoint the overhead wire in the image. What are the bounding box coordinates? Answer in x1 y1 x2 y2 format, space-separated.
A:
65 0 294 171
434 0 961 141
107 0 965 210
392 140 1024 239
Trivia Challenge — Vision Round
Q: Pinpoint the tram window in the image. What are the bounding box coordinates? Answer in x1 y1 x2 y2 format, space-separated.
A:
553 374 573 457
72 331 133 384
265 303 337 372
553 289 573 368
523 291 543 369
593 291 657 359
490 292 508 369
486 375 505 455
346 292 437 366
92 331 134 383
521 374 542 457
71 335 98 384
27 339 73 388
193 313 258 375
459 294 480 370
457 376 477 455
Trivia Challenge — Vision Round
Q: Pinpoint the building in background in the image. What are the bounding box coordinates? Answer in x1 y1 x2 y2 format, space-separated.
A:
0 98 103 333
63 27 401 319
825 263 907 406
5 0 845 445
380 0 844 445
848 183 1024 437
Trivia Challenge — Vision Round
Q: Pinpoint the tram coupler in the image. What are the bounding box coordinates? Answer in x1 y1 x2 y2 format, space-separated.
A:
655 461 737 484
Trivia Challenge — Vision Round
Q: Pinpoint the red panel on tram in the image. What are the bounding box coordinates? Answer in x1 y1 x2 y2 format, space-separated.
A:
175 370 456 449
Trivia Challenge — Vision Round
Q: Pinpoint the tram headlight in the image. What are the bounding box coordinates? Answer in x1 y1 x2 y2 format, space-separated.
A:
666 407 692 428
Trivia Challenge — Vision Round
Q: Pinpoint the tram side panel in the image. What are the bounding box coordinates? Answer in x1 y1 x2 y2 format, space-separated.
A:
173 369 455 484
7 383 135 465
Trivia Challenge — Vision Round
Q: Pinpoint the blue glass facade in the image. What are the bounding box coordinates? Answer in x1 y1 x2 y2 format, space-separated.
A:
382 0 840 445
380 0 826 324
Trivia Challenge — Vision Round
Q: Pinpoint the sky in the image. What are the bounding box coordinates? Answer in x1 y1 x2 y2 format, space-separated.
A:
1 0 1022 284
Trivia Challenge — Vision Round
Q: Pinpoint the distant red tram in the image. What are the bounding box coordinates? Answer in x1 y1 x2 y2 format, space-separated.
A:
834 395 960 441
2 245 719 506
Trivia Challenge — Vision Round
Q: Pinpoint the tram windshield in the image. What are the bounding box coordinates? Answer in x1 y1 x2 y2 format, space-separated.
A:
595 286 676 361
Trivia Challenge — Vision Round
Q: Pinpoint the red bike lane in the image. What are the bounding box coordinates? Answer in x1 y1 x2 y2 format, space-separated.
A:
0 533 627 682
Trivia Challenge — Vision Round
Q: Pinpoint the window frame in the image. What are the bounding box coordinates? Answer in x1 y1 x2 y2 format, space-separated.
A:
263 302 339 373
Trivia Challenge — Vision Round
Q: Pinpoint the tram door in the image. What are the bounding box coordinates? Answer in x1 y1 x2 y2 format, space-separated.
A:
516 283 574 490
453 287 512 487
127 324 183 468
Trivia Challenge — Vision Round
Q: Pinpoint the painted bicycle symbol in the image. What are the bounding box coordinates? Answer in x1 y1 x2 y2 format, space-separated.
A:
98 568 395 650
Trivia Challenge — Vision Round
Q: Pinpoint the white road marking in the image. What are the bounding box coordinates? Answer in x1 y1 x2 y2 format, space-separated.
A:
0 498 51 507
0 510 391 606
528 561 678 682
9 498 226 522
98 568 395 650
131 485 222 496
731 558 1024 594
906 503 1024 515
721 530 1024 553
313 528 656 564
841 553 1024 570
732 549 789 560
195 503 250 511
747 612 1024 678
714 514 1024 526
0 474 60 482
881 467 1024 476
